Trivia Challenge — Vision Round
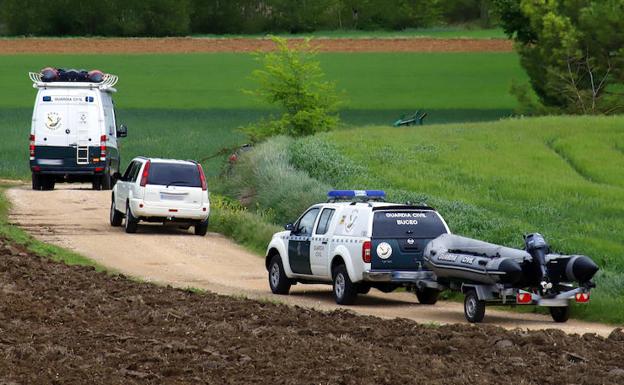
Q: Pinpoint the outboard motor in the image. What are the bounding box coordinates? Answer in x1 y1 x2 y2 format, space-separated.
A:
524 233 551 291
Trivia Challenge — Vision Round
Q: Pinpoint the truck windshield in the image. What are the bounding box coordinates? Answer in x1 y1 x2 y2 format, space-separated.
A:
373 211 447 238
147 163 201 187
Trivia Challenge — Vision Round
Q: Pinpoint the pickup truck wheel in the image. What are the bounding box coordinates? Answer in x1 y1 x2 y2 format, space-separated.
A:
549 306 570 323
268 255 291 295
110 198 123 227
416 288 439 305
464 290 486 323
332 265 358 305
194 220 209 236
124 204 138 233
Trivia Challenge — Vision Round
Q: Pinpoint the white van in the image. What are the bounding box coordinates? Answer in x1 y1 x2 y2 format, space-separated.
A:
28 68 127 190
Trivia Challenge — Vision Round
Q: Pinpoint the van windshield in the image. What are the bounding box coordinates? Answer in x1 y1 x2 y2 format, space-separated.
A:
373 211 447 238
147 163 201 187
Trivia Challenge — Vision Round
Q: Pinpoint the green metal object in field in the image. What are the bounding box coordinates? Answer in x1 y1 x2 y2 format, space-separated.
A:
393 110 427 126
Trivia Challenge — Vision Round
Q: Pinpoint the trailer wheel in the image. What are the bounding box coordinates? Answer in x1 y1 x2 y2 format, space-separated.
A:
416 288 439 305
464 290 486 323
549 306 570 323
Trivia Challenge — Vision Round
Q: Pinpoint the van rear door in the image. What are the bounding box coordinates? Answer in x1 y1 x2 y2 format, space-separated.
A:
35 95 70 147
371 210 448 271
142 162 205 209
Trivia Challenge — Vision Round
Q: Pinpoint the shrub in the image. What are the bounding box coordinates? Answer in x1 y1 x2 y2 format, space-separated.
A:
243 37 340 143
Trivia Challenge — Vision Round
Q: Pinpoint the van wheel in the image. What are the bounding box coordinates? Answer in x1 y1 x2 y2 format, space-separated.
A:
110 198 123 227
40 175 55 191
268 255 291 295
124 203 138 233
92 177 102 191
549 306 570 323
194 220 208 236
464 290 486 323
416 288 439 305
101 173 112 190
32 173 42 190
332 265 358 305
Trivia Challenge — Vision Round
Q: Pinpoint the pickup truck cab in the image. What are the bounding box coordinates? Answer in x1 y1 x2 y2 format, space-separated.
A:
265 190 450 305
110 157 210 235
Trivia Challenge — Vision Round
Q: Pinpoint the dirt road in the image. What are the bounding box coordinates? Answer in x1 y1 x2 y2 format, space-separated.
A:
7 184 616 336
0 37 512 54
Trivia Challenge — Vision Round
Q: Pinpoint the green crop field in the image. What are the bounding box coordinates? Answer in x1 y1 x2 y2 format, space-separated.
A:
233 116 624 323
0 52 525 179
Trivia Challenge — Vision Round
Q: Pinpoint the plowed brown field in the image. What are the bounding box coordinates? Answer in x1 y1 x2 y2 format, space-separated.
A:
0 37 512 54
1 238 623 385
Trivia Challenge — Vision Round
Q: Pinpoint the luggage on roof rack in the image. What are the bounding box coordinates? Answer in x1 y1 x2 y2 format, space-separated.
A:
29 67 117 87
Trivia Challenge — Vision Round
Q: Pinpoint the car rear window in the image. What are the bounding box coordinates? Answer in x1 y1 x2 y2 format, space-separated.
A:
147 163 201 187
373 211 447 238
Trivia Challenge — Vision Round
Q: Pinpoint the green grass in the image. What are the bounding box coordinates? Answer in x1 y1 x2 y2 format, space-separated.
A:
227 116 624 324
0 52 525 179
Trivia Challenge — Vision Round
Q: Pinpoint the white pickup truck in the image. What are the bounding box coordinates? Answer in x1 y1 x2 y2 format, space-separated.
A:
265 190 451 305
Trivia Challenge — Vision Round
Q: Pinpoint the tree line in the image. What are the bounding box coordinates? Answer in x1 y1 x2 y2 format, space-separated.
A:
0 0 494 36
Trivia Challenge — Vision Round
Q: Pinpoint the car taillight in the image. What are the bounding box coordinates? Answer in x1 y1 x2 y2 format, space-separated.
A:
140 160 151 187
29 134 35 160
100 135 107 161
197 163 207 191
362 241 371 263
575 292 590 303
516 292 532 304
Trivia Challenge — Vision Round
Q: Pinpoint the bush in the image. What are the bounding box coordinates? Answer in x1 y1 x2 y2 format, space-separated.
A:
243 37 341 143
224 136 331 225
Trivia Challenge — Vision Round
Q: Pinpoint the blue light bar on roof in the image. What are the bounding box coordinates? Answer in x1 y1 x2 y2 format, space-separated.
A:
327 190 386 201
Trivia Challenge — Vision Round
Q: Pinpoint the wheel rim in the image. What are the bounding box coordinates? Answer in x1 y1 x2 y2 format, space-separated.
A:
270 263 280 288
335 273 345 299
466 297 477 319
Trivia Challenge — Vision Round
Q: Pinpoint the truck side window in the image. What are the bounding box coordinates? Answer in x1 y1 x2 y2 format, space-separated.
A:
295 208 320 237
315 208 335 235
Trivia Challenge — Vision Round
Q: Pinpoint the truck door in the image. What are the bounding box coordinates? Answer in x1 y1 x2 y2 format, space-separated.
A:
287 207 320 275
310 208 335 277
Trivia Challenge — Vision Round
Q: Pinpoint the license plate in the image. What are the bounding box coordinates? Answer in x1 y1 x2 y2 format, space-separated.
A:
38 159 63 165
160 193 185 201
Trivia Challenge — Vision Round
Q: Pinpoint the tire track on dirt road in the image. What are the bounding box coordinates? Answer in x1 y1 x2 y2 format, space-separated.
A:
7 184 616 336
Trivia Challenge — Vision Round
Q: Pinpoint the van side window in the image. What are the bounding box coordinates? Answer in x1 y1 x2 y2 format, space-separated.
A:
122 162 136 181
315 208 335 235
295 208 320 237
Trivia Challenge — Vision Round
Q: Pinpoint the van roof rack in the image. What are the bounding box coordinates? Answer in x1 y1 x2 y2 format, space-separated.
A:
327 190 386 203
29 71 118 92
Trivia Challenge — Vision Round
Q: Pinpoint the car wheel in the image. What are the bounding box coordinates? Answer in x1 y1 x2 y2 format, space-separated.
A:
549 306 570 323
194 219 209 236
110 198 123 227
32 173 42 190
464 290 486 323
332 264 358 305
416 287 439 305
268 255 291 295
124 203 138 233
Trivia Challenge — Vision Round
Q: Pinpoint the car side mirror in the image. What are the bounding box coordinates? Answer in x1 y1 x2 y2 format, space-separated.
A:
113 172 122 181
284 223 294 231
117 124 127 138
